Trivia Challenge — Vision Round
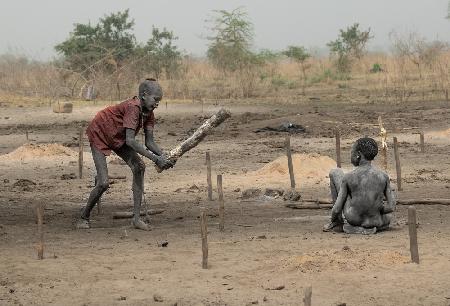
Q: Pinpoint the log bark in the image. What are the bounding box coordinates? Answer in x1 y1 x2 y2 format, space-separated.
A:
156 108 231 172
112 209 165 219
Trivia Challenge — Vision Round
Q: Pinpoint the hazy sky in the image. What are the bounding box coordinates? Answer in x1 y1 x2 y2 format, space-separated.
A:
1 0 449 60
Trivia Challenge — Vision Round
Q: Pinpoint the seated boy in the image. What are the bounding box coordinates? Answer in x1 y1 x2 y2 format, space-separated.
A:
323 137 396 234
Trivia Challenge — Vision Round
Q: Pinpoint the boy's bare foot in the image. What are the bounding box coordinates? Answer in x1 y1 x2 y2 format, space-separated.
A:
76 218 90 229
132 218 150 231
343 223 376 235
323 221 343 232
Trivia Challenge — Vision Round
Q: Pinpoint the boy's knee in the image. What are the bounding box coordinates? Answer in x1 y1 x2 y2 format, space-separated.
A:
329 168 344 177
329 168 343 179
132 160 146 174
98 181 110 191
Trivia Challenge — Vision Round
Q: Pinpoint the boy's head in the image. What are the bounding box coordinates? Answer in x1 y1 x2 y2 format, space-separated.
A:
351 137 378 166
139 78 163 113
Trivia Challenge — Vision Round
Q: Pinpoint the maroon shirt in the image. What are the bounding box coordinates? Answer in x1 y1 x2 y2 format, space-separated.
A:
86 97 155 155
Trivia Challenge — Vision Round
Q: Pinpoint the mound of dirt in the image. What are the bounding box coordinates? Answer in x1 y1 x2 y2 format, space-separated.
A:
428 128 450 138
285 247 409 273
0 143 76 161
250 153 336 182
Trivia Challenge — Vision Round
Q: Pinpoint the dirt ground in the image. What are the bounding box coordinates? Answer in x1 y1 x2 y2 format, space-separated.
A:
1 99 450 306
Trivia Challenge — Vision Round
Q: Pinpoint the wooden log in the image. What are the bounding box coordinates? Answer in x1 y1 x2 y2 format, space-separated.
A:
285 203 333 209
206 152 213 201
36 203 44 260
217 174 224 231
419 131 425 153
335 129 341 168
408 206 419 264
286 198 450 209
393 137 402 191
112 209 165 219
303 286 312 306
200 209 208 269
285 136 296 189
78 128 84 179
155 108 231 172
397 199 450 205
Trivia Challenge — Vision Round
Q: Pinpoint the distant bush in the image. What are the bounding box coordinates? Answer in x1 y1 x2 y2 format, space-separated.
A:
308 69 350 84
370 63 383 73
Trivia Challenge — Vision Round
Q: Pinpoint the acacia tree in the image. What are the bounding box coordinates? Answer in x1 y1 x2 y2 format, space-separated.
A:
327 23 372 73
55 10 137 99
206 7 255 72
136 27 182 79
283 46 311 95
55 9 136 75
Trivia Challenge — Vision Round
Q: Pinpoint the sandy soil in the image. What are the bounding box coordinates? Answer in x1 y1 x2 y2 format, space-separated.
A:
1 99 450 306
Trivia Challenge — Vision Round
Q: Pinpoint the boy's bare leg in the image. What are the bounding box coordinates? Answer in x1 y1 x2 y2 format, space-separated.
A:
323 168 345 232
115 145 149 231
78 145 109 229
343 223 377 235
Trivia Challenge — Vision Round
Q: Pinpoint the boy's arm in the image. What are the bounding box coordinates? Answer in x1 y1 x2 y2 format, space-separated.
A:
331 177 348 221
125 128 172 169
144 127 163 156
382 175 396 214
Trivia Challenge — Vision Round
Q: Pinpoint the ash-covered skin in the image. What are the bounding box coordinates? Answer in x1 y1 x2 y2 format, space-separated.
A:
78 79 174 231
324 137 396 234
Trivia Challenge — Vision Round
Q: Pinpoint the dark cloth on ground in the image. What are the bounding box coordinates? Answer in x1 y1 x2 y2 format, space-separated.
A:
254 122 306 134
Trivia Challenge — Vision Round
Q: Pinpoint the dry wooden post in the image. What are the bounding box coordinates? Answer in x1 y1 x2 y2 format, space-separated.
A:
217 174 224 231
335 129 341 168
165 101 168 110
446 89 449 102
206 152 213 201
393 137 402 191
408 206 419 264
25 130 29 141
285 136 296 189
78 128 84 179
303 286 312 306
381 144 388 170
200 209 208 269
378 116 388 171
419 131 425 153
36 203 44 260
